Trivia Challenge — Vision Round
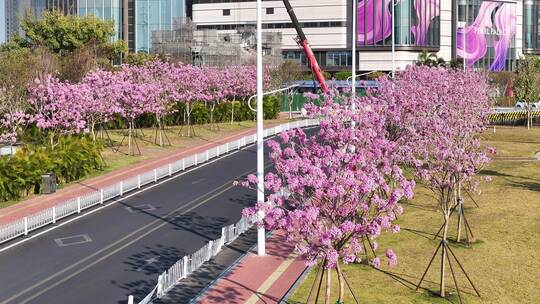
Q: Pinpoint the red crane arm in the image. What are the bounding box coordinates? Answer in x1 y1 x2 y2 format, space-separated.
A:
282 0 330 93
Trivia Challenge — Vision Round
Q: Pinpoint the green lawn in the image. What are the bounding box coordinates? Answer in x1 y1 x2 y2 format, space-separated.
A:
288 126 540 304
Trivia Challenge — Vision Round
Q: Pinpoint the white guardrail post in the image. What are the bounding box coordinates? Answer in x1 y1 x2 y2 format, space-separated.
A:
52 207 56 224
157 274 164 297
100 189 104 204
182 159 185 170
119 181 123 196
127 295 134 304
24 217 28 235
154 169 158 182
77 197 81 213
182 256 188 278
226 143 229 153
207 240 213 260
206 150 209 161
168 164 172 176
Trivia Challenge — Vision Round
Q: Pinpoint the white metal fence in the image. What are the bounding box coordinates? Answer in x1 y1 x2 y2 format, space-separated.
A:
127 214 257 304
0 119 320 245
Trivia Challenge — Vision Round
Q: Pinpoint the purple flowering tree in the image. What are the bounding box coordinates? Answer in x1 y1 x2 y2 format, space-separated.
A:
364 66 491 300
240 95 415 302
81 69 123 143
28 75 88 148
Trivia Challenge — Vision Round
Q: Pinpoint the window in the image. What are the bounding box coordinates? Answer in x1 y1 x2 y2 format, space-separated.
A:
266 7 274 14
357 0 440 48
524 1 540 51
326 51 352 67
223 9 231 16
457 1 516 71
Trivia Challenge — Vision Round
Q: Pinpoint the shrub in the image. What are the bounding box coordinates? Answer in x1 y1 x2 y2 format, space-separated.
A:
334 71 352 80
0 136 104 201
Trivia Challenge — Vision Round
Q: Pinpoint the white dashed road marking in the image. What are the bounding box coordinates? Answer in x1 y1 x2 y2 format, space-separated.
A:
54 235 92 247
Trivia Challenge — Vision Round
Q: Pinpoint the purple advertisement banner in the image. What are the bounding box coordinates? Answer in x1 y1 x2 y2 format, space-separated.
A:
457 1 516 72
357 0 440 46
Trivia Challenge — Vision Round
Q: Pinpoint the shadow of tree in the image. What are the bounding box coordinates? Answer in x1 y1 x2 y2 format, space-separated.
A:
507 180 540 192
154 229 258 304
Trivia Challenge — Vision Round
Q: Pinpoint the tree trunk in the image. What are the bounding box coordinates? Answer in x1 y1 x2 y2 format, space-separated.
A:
440 209 450 297
157 117 163 147
231 98 236 125
91 121 96 144
186 103 192 137
456 180 463 242
336 260 345 304
325 264 331 304
128 119 133 155
210 103 216 130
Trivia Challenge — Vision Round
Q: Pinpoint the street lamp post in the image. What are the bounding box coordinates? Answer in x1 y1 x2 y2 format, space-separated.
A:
256 0 265 256
391 0 396 78
352 0 357 96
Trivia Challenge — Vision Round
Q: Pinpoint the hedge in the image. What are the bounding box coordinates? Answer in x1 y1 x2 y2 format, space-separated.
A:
107 96 281 129
0 136 104 201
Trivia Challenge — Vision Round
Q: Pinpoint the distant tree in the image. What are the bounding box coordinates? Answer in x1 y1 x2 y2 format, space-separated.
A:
0 47 59 115
334 71 352 80
366 71 387 80
21 10 116 53
273 60 305 86
13 10 127 81
417 50 446 67
515 55 540 129
125 52 160 66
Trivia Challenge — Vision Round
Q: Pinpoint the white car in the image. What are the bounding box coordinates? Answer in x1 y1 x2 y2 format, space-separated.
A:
515 101 540 109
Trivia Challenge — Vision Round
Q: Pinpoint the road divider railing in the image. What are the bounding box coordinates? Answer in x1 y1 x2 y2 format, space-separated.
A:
489 109 540 124
127 215 256 304
0 119 320 245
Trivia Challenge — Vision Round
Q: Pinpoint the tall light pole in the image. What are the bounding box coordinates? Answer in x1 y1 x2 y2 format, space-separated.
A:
391 0 396 78
352 0 357 95
256 0 266 256
463 25 466 71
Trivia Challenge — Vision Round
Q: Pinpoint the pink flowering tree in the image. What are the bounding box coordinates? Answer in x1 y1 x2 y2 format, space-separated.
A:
240 95 415 302
363 66 492 299
81 69 123 143
28 75 88 148
131 61 176 146
203 67 227 130
0 111 32 145
113 66 161 155
169 64 207 137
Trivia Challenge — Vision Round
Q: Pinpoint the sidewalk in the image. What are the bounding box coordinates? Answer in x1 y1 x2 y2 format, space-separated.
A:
195 230 308 304
0 121 284 226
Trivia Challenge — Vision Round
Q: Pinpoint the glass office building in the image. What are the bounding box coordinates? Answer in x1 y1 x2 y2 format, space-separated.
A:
135 0 185 52
78 0 123 41
524 0 540 52
76 0 185 52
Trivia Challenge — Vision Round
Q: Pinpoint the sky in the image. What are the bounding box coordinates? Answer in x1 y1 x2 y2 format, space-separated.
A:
0 0 5 44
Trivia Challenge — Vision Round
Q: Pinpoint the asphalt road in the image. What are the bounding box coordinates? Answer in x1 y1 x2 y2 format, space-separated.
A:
0 138 275 304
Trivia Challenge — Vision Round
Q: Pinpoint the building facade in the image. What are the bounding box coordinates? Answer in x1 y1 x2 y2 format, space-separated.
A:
190 0 532 72
77 0 186 52
1 0 186 53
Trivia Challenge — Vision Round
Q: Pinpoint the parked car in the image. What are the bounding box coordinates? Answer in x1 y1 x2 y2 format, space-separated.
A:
515 101 540 108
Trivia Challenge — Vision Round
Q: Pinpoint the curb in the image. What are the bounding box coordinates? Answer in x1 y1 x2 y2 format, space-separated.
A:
187 230 275 304
279 265 311 304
